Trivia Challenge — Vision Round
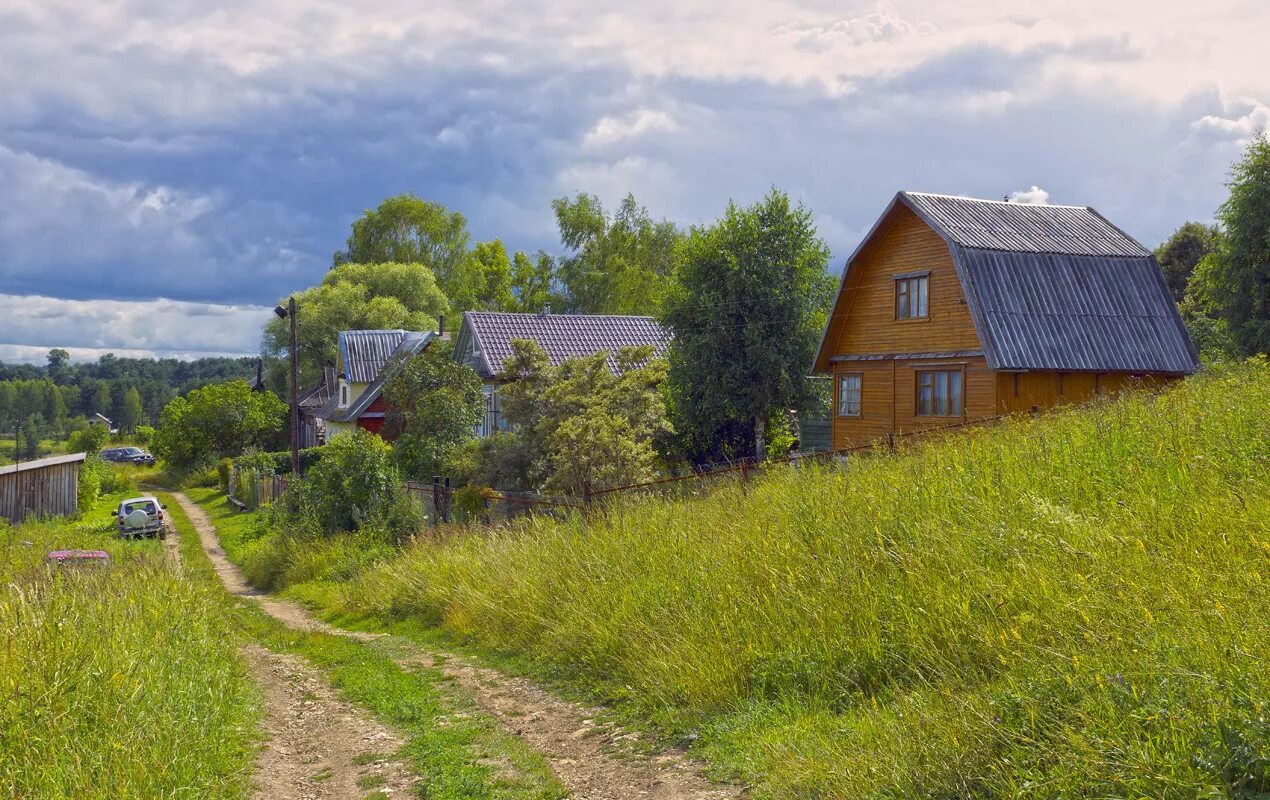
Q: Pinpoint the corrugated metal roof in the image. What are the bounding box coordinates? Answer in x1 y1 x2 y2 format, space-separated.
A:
955 248 1198 373
330 332 435 422
0 453 86 476
812 191 1200 375
339 330 409 383
457 312 670 379
903 192 1150 256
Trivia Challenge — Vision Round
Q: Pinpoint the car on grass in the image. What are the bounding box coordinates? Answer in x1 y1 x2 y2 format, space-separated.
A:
101 446 157 466
114 496 168 539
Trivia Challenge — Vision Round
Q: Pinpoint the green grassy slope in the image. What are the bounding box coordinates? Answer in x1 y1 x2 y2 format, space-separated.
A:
334 361 1269 799
0 494 260 799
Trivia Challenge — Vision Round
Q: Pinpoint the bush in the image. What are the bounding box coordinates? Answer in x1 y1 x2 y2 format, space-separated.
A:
67 424 110 456
302 430 408 535
232 447 323 476
134 425 155 445
216 458 233 493
76 456 104 513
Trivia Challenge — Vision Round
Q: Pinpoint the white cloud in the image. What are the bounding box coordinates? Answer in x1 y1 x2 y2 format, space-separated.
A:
0 294 271 360
585 109 678 146
1189 101 1270 144
1007 186 1051 205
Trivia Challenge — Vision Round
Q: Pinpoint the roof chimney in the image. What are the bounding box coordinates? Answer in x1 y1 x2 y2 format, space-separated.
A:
540 303 551 316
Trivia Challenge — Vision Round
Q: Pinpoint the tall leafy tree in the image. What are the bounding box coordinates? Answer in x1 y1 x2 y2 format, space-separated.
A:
446 239 517 312
510 250 559 313
1188 132 1270 355
381 342 484 479
91 381 112 418
152 380 286 469
1155 222 1218 303
263 261 448 389
334 194 470 292
552 193 681 315
663 188 835 463
120 387 144 433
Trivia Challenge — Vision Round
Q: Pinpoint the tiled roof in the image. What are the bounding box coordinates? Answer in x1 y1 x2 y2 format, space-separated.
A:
339 330 410 383
456 312 670 379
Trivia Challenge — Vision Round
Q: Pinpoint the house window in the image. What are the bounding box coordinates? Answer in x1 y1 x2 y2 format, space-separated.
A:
339 383 349 407
837 373 862 417
896 275 929 320
916 369 963 417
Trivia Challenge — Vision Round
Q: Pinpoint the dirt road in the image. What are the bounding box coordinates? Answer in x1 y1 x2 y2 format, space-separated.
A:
166 493 414 799
169 491 744 800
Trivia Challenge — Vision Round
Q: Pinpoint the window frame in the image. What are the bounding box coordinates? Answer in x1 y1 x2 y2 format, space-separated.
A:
894 272 930 321
914 367 965 418
837 372 863 418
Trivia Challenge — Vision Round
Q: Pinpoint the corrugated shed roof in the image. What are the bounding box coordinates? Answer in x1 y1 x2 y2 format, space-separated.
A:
330 332 435 423
457 312 670 379
0 453 86 476
955 248 1198 373
903 192 1150 256
339 330 409 383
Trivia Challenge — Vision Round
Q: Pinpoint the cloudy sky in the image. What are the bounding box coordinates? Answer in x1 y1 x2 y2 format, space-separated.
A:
0 0 1265 362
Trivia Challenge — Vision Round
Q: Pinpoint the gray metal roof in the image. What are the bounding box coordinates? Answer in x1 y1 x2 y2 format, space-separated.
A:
0 453 86 476
339 330 410 383
455 312 670 379
318 331 435 422
902 192 1150 257
814 191 1199 375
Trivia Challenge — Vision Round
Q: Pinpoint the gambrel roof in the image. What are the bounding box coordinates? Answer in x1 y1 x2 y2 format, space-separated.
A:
454 312 670 379
814 191 1199 375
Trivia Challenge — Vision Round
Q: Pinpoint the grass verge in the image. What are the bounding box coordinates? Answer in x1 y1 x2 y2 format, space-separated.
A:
0 492 260 799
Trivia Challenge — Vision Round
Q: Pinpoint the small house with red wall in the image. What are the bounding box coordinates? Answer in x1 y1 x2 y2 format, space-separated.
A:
316 329 436 440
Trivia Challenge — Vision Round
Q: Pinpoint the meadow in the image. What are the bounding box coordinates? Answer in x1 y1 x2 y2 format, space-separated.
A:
0 492 260 799
221 359 1267 799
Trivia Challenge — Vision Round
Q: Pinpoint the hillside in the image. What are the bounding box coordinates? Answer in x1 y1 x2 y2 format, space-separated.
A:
320 360 1270 799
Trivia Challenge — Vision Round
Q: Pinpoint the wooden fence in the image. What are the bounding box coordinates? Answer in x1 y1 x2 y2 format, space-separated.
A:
227 466 288 510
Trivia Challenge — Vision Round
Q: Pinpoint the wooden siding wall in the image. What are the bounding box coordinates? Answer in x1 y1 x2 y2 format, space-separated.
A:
995 371 1179 414
832 206 981 356
832 356 995 449
0 462 81 523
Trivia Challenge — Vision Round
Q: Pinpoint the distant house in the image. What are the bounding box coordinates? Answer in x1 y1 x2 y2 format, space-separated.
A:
452 311 670 437
1 453 86 523
296 367 336 448
812 191 1199 450
88 413 117 434
315 330 437 440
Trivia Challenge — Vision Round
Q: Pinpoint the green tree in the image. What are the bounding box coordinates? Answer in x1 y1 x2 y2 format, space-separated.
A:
1188 132 1270 355
152 380 287 469
486 340 670 495
1155 222 1218 303
46 348 70 379
119 387 144 433
91 381 112 418
334 194 470 292
663 188 835 463
42 378 67 435
263 261 449 388
510 250 558 313
446 239 517 312
381 342 484 479
552 193 681 315
0 382 14 433
68 423 110 455
301 429 407 534
17 417 40 460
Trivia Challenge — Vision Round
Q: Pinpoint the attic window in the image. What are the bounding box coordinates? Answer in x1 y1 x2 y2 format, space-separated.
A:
896 274 929 320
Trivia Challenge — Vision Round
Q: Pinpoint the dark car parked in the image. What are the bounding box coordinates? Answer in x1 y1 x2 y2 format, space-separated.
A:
101 446 156 466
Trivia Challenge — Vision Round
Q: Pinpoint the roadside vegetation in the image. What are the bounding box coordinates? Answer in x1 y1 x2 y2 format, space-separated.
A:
0 492 259 799
214 360 1269 799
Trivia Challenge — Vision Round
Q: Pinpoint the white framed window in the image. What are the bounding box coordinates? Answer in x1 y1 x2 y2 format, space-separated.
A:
837 373 862 417
916 369 963 417
896 274 929 320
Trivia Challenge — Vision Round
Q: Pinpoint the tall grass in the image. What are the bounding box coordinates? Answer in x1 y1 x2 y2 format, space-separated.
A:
337 361 1270 798
0 496 259 799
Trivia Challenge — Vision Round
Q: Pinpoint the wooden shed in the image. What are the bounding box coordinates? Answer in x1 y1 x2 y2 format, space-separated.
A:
0 453 86 524
813 192 1199 449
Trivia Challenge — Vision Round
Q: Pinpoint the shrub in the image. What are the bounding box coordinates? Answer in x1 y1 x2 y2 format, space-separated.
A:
302 430 405 534
216 458 233 493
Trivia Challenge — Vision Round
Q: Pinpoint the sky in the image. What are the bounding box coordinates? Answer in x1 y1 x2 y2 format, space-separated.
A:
0 0 1266 363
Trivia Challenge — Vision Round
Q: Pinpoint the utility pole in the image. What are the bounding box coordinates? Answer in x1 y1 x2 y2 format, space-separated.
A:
274 296 300 477
288 296 299 477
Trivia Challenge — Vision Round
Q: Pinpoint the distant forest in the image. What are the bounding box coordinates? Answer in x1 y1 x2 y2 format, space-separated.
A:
0 350 256 439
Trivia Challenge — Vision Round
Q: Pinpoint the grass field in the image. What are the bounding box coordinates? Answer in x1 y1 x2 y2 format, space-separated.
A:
217 360 1270 799
0 493 260 799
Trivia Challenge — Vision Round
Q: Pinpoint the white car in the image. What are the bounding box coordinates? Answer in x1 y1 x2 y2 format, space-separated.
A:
114 496 168 539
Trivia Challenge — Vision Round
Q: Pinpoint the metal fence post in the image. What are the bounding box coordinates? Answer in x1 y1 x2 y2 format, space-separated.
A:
443 477 452 523
431 475 441 526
